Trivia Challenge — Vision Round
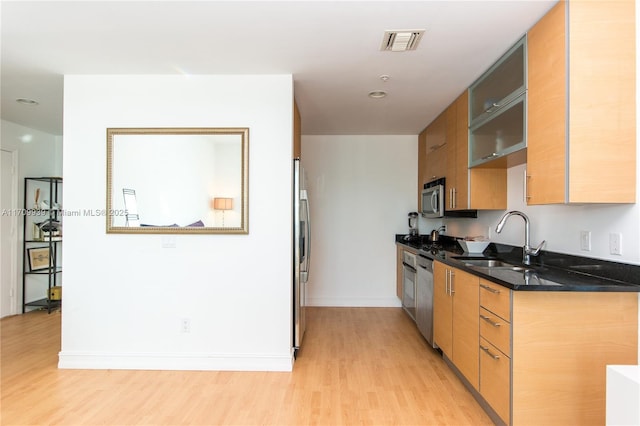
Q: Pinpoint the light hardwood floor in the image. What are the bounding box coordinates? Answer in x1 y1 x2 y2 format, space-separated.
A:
1 307 492 425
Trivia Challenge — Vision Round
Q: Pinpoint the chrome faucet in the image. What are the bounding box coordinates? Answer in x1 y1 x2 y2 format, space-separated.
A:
495 211 546 265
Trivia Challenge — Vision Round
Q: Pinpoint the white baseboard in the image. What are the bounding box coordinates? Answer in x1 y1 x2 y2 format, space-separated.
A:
58 350 294 372
306 297 402 307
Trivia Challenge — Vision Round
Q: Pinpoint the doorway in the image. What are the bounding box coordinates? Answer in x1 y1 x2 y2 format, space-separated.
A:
1 149 18 317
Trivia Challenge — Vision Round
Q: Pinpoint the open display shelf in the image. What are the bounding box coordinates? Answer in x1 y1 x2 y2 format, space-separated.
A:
22 177 62 314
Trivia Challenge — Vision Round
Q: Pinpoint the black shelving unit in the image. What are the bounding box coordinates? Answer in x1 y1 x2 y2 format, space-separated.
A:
22 177 62 314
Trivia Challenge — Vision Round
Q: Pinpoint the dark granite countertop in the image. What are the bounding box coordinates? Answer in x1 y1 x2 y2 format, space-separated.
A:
396 234 640 292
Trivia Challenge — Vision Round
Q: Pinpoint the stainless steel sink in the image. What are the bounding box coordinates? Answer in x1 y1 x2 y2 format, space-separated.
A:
461 259 511 268
452 257 532 272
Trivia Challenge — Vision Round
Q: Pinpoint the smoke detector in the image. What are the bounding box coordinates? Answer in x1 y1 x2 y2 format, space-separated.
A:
380 30 425 52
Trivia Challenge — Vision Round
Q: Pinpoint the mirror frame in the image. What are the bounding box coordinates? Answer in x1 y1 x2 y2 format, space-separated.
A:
106 127 249 234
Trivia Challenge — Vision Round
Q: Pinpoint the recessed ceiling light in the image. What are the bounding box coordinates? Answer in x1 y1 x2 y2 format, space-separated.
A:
368 91 387 99
16 98 39 106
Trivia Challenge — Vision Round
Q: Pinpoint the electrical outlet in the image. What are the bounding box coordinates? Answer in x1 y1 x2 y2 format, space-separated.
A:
609 233 622 255
162 236 176 248
579 231 591 251
181 318 191 333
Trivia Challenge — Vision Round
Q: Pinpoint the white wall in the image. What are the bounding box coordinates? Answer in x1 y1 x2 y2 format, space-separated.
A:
60 75 294 371
302 135 417 307
1 120 62 315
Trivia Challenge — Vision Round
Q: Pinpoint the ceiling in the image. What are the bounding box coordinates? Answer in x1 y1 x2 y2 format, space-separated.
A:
1 0 558 137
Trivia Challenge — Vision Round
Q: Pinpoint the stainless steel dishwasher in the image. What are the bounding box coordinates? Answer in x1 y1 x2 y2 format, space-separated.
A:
416 253 437 348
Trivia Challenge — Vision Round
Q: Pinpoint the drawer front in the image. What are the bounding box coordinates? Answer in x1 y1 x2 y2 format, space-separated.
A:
479 278 511 321
479 307 511 356
480 337 511 425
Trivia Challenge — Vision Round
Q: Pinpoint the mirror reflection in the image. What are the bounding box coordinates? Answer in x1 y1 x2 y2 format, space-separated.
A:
106 128 249 234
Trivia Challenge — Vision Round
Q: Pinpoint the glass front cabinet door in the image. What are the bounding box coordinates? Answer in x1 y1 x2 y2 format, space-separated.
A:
469 36 527 167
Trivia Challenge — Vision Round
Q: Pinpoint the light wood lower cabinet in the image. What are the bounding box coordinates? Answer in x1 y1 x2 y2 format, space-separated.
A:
473 277 639 425
479 279 512 425
480 337 511 424
511 291 637 425
434 261 479 391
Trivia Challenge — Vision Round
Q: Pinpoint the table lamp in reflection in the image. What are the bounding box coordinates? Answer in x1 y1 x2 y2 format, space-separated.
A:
212 197 233 226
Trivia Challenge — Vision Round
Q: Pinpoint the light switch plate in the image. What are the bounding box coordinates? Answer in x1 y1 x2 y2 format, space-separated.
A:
580 231 591 251
609 233 622 255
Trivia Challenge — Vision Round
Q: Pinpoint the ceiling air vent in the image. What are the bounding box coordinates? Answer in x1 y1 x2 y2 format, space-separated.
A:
380 30 425 52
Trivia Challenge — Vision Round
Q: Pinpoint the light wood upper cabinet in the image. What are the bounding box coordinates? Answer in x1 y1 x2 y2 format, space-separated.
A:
425 111 447 182
417 128 428 210
527 0 636 204
425 110 447 153
446 94 466 210
293 99 302 159
446 90 506 211
418 111 446 210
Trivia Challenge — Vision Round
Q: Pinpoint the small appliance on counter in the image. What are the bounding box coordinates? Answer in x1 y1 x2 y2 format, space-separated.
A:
404 212 419 241
430 225 446 243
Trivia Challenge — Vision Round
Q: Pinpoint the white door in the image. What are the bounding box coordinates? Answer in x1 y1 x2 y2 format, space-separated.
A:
1 149 18 317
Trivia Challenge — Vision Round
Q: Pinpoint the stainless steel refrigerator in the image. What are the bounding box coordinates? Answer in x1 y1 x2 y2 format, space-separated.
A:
293 158 311 356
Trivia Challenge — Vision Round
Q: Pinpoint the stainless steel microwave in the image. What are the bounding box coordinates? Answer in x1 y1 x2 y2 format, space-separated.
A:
421 178 445 218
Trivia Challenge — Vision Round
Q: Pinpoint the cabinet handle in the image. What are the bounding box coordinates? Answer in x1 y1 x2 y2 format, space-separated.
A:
430 143 445 151
524 168 531 202
480 283 500 294
445 270 449 295
481 152 500 160
480 314 501 327
480 345 501 360
449 270 455 295
485 102 500 114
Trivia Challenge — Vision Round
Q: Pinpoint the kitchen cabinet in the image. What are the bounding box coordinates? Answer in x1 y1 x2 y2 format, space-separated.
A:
511 291 637 425
446 91 507 211
479 279 511 425
417 129 427 209
445 93 466 210
527 0 635 204
424 111 447 182
419 91 507 212
474 277 637 425
417 111 446 212
418 101 452 211
469 37 527 168
433 261 479 391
